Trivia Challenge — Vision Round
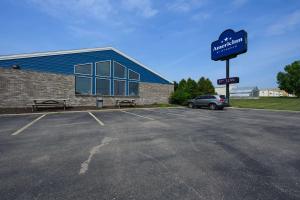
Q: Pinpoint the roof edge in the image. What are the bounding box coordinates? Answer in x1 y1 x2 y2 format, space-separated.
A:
0 47 172 84
111 48 172 84
0 47 114 60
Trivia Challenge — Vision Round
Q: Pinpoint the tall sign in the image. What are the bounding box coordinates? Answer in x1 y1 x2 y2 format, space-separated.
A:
211 29 247 61
211 29 248 104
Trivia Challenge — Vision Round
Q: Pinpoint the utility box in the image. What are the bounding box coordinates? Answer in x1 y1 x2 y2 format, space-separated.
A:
96 97 103 108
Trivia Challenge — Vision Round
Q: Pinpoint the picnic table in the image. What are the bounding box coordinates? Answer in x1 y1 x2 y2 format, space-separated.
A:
30 99 68 111
115 99 136 108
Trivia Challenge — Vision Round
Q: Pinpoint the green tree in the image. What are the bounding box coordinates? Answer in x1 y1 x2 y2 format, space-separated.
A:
205 78 216 94
170 89 190 105
170 77 216 105
186 78 198 98
178 79 187 90
277 61 300 97
173 81 179 91
197 77 215 95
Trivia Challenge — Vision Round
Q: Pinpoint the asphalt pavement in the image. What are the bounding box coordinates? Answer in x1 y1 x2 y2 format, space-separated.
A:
0 107 299 200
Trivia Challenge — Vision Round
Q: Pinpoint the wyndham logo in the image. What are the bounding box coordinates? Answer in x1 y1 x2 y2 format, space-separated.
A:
211 29 247 61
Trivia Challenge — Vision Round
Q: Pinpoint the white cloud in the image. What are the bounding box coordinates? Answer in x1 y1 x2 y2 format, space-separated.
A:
122 0 158 18
28 0 113 20
167 0 206 13
68 25 111 41
26 0 158 41
231 0 248 8
27 0 158 20
266 10 300 35
191 12 211 21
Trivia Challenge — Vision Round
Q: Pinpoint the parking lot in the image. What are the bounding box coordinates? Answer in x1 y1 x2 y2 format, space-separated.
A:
0 107 300 200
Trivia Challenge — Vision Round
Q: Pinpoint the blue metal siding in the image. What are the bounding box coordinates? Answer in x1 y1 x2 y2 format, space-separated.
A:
0 50 171 84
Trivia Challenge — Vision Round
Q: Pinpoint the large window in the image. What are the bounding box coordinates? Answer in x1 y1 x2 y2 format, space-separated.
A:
129 70 140 80
75 76 92 95
96 79 110 95
74 61 141 97
114 80 126 96
96 61 110 77
114 62 126 78
129 82 139 96
74 63 92 75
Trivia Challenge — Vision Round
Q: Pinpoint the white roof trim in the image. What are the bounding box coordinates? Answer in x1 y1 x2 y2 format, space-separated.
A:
0 47 172 84
0 47 113 60
111 48 172 84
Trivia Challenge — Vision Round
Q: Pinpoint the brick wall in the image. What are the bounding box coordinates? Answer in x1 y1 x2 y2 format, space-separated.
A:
138 82 174 104
0 68 173 108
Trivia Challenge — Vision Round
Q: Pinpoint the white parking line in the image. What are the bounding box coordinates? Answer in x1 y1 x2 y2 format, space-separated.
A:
12 114 46 136
144 109 186 117
88 112 104 126
121 110 155 121
52 122 91 128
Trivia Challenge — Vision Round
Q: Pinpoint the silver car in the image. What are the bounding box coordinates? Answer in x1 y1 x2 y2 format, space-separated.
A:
187 95 226 110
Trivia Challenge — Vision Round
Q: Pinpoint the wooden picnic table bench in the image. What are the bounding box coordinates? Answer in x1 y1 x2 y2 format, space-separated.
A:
30 99 68 111
115 99 136 108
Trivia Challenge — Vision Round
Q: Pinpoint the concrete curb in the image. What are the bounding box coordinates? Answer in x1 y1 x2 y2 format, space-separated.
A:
0 106 185 116
228 107 300 113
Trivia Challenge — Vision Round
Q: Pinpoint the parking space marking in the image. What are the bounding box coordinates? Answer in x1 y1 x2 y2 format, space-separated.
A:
121 110 155 121
144 109 186 117
11 114 46 136
88 112 104 126
52 122 91 128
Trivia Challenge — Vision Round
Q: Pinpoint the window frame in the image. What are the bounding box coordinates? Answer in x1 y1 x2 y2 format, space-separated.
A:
95 60 111 78
74 63 93 76
128 69 140 81
75 75 93 95
113 79 126 96
128 81 139 96
113 61 127 79
95 78 111 96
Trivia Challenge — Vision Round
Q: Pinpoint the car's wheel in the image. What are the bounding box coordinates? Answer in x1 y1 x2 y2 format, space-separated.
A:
188 102 194 108
209 103 217 110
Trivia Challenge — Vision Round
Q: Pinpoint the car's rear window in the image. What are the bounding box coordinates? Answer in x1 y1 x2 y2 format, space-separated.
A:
199 95 216 99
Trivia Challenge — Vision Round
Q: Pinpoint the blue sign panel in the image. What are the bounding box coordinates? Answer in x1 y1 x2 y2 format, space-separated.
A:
217 77 239 85
211 29 247 61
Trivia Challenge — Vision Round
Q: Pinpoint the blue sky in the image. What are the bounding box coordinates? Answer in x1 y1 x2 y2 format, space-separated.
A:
0 0 300 88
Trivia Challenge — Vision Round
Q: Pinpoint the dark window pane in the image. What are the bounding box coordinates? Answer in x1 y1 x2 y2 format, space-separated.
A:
75 76 91 95
129 82 139 96
129 70 140 80
114 80 125 96
114 62 126 78
96 79 110 95
96 61 110 77
75 64 92 75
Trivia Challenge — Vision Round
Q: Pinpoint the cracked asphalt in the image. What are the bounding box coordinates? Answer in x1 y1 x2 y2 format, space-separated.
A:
0 107 300 200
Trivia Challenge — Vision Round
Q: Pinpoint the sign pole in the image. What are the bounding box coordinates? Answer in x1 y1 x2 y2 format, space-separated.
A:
226 59 230 105
212 29 247 105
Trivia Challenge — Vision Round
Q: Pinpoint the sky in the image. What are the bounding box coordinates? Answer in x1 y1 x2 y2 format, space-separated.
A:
0 0 300 88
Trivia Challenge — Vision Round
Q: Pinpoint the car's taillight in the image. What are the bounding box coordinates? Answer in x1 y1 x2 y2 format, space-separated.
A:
220 99 225 102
